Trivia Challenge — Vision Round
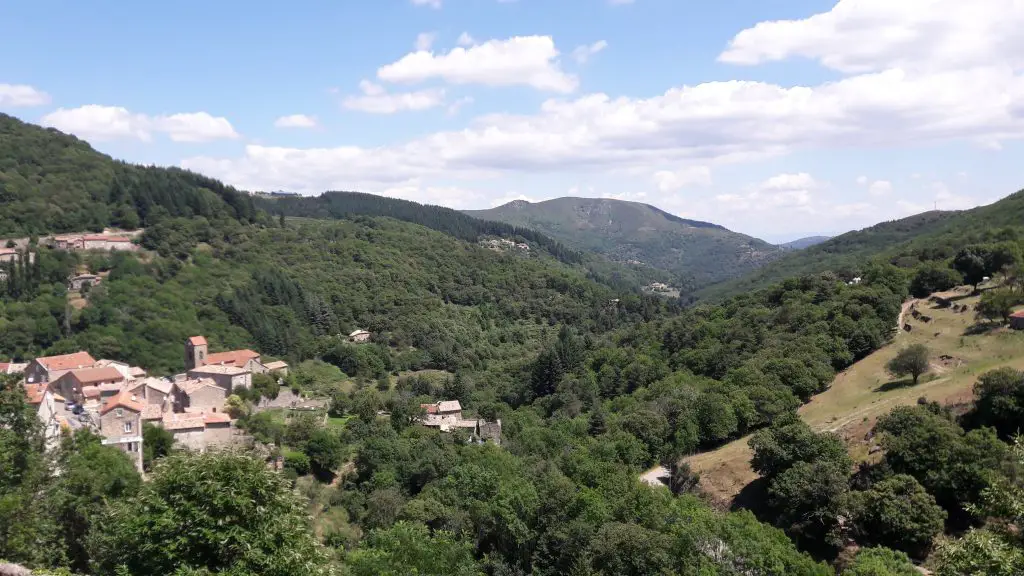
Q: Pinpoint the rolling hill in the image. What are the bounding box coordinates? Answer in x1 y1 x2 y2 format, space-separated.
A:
465 197 784 293
780 235 831 250
697 191 1024 299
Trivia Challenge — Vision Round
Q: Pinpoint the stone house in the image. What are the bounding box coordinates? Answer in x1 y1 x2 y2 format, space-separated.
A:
94 359 144 382
160 412 233 452
99 391 144 471
0 362 27 375
51 366 125 404
0 248 19 263
81 235 134 251
68 274 101 291
348 329 371 343
24 384 63 452
264 360 289 376
24 351 97 384
186 365 251 394
184 336 284 376
172 378 227 413
127 377 174 407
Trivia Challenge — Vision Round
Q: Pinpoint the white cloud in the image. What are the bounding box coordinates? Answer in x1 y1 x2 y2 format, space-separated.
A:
377 35 578 93
342 80 445 114
571 40 608 64
856 175 868 185
274 114 318 129
41 105 238 142
719 0 1024 73
411 0 441 8
652 166 712 192
447 96 474 116
868 180 893 196
457 32 476 47
415 32 436 52
0 83 50 107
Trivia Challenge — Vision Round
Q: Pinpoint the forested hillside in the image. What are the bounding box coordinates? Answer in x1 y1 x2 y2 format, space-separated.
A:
3 114 1022 576
699 193 1024 299
0 114 261 236
466 197 784 293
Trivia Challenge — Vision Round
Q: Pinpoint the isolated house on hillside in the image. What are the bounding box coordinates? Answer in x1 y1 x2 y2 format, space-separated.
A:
25 351 98 384
68 274 101 291
1011 310 1024 330
99 391 144 471
348 329 371 343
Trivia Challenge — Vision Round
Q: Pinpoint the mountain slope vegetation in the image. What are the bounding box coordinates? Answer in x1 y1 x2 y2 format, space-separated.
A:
697 204 1019 299
466 197 784 293
0 113 261 236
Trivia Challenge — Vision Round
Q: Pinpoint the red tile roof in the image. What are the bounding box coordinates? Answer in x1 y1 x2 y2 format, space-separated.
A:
204 412 231 425
82 387 102 398
420 403 439 414
187 336 208 346
162 413 207 431
1011 310 1024 319
0 248 17 256
70 366 125 385
36 351 97 372
204 349 260 367
100 390 145 415
24 383 46 405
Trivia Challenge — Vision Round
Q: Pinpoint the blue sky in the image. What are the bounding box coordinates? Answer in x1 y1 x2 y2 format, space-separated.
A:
2 0 1023 242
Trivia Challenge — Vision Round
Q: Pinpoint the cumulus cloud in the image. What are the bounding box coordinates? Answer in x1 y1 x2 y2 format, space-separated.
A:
274 114 318 129
571 40 608 64
719 0 1024 73
342 80 445 114
457 32 476 47
868 180 893 196
377 35 578 93
0 83 50 107
41 105 238 142
652 166 712 192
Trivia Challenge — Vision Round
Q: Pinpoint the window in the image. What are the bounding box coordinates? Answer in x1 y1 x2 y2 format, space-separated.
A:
116 408 123 418
123 421 132 433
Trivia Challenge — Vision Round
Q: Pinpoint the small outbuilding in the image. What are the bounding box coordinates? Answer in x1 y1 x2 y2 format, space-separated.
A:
1010 310 1024 330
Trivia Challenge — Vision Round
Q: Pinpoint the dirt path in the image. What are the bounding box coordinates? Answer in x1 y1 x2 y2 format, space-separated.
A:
640 465 669 488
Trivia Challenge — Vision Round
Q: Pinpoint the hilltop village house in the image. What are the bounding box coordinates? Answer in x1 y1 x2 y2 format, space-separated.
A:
348 329 371 343
419 400 502 444
11 339 286 471
184 336 288 394
49 233 137 252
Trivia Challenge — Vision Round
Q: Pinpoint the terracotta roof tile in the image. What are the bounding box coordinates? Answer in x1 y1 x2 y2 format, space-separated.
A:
36 351 96 372
204 412 231 425
70 367 125 385
161 413 206 431
187 336 208 346
24 383 46 405
204 349 260 367
100 390 145 415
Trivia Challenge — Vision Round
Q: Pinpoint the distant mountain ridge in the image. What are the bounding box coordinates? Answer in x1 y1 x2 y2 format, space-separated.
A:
465 197 783 293
780 236 832 250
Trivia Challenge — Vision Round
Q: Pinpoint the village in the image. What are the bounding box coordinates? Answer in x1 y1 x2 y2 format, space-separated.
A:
1 230 502 473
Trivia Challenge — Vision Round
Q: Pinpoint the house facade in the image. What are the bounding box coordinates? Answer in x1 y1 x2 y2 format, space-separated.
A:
52 366 126 404
172 378 227 413
25 351 97 384
24 384 63 452
99 391 145 471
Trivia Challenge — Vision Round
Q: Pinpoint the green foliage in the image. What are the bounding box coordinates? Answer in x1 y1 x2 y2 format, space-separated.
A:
909 264 962 298
252 373 280 401
848 474 946 558
966 368 1024 439
886 344 930 385
976 289 1023 323
343 521 481 576
141 422 174 471
53 431 142 572
841 547 919 576
88 452 333 576
284 449 311 476
750 419 850 480
934 528 1024 576
304 429 344 477
874 405 1009 522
